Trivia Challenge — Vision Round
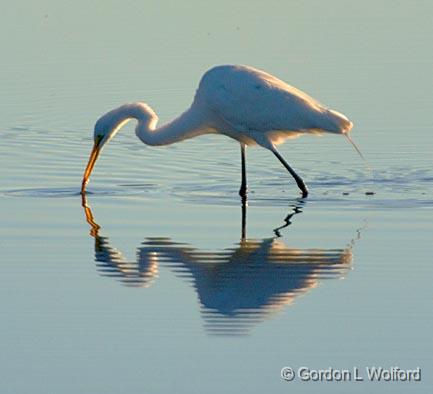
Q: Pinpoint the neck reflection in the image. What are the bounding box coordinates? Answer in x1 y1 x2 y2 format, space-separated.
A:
82 197 360 336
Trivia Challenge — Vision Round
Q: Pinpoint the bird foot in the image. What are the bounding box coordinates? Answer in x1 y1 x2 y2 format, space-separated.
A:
294 179 309 198
238 186 248 198
299 186 309 198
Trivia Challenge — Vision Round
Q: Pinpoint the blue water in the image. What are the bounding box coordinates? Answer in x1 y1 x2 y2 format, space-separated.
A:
1 1 433 393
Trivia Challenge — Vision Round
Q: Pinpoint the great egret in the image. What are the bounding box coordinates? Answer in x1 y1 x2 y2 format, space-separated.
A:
81 65 354 197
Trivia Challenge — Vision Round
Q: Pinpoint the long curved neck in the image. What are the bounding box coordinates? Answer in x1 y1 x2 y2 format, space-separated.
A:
115 102 212 146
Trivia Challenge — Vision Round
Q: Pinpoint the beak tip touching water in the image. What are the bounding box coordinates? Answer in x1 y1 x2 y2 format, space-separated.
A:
81 140 101 195
81 179 88 194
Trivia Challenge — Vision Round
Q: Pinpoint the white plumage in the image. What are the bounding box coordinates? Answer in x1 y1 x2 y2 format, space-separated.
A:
82 64 354 198
196 65 352 147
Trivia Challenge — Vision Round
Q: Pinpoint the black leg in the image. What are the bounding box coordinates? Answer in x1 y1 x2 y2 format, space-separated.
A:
239 144 248 197
272 148 309 198
273 205 303 237
241 197 247 240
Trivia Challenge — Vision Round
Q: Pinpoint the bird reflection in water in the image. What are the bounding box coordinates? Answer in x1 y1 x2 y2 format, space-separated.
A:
82 196 360 335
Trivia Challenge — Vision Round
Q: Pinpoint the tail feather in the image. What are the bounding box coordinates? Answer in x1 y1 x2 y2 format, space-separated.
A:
344 133 372 171
319 109 371 170
327 109 353 133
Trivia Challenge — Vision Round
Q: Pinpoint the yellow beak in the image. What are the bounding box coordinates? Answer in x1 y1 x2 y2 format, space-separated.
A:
81 139 102 194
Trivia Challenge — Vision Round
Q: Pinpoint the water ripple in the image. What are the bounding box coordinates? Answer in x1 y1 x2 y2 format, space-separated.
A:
92 234 353 335
1 125 432 209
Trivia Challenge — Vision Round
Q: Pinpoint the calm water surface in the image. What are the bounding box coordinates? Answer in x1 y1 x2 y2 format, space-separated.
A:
1 1 432 393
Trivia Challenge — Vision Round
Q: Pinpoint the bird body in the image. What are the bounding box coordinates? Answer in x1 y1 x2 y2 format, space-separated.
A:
82 64 354 197
195 65 352 147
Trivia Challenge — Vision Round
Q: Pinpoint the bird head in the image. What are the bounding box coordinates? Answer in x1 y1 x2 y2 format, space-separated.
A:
81 110 127 194
93 110 130 147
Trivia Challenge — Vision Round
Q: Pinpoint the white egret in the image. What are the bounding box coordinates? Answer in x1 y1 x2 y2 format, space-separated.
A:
81 65 354 197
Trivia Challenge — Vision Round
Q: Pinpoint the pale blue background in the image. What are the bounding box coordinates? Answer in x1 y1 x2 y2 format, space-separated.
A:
1 1 432 393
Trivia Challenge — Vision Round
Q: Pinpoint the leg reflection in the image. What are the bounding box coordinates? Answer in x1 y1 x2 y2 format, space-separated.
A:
81 196 360 335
